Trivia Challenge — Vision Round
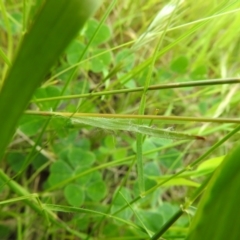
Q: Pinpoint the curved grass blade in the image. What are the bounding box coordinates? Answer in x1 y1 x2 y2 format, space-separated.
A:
186 144 240 240
0 0 101 160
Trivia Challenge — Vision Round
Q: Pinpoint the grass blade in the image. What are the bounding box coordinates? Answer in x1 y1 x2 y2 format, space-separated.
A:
186 144 240 240
68 117 205 140
0 0 101 160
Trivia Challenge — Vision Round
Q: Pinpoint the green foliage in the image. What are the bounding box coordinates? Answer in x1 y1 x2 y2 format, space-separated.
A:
0 0 101 159
65 40 86 65
87 178 107 201
186 144 240 240
0 225 11 240
90 48 112 73
0 0 240 239
170 56 189 74
18 115 46 136
85 18 111 46
6 152 25 173
64 184 85 206
190 65 207 80
138 210 164 232
47 137 108 206
34 86 61 110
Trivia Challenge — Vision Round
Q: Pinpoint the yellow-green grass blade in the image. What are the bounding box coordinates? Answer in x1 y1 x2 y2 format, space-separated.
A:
186 144 240 240
0 47 11 67
0 0 101 160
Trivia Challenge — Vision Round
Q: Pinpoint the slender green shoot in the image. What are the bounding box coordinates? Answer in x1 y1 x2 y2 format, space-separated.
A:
68 117 205 140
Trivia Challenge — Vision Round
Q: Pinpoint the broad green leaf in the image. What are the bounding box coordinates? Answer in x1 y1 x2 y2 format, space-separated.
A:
31 153 48 170
48 161 73 186
18 115 46 136
122 78 137 89
90 171 103 182
104 135 116 149
190 65 207 80
87 180 107 201
113 148 127 160
138 210 164 232
6 152 25 173
113 187 132 206
132 139 158 160
66 40 86 65
85 18 111 45
0 0 101 161
170 56 189 74
74 215 91 231
101 222 120 237
115 48 135 70
48 147 96 188
75 166 93 185
53 133 91 155
34 86 61 110
144 162 162 190
64 184 85 207
155 68 173 83
68 148 96 168
160 149 182 170
111 205 132 224
53 63 72 81
186 144 240 240
158 202 175 222
111 187 133 224
144 162 161 177
144 176 157 191
90 48 112 73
